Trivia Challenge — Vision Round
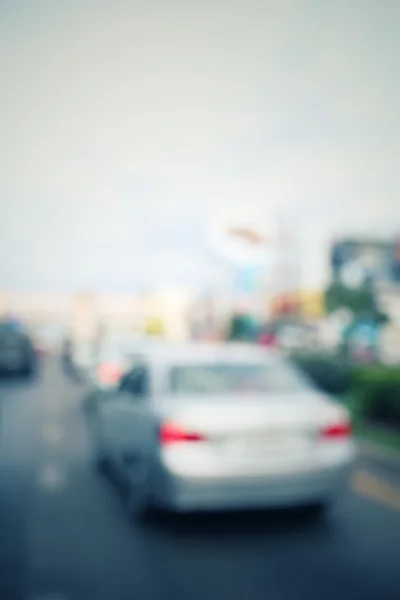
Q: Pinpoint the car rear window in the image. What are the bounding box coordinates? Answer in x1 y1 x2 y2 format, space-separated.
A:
169 362 308 395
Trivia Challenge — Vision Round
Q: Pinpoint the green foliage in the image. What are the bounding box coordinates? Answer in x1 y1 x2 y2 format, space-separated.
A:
324 281 388 324
226 314 259 342
350 366 400 430
292 352 400 432
291 352 353 396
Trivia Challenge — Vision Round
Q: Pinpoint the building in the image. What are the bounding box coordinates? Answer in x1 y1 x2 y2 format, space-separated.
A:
0 288 193 342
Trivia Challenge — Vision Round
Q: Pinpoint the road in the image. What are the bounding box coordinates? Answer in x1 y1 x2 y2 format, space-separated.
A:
1 359 400 600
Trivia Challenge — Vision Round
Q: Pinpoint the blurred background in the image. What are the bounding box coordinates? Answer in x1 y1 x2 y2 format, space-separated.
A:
1 1 400 600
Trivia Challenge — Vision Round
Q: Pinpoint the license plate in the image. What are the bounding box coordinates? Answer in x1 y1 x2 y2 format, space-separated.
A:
224 433 308 457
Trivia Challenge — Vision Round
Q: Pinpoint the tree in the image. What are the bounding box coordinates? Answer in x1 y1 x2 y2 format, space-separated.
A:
226 313 259 341
324 281 388 324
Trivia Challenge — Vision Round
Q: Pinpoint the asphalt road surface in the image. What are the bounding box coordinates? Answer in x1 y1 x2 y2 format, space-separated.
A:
1 358 400 600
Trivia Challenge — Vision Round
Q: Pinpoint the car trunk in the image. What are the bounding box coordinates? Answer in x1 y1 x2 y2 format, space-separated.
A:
157 393 343 474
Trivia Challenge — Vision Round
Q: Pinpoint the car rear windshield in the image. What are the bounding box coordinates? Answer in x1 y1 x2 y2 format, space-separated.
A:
169 362 307 395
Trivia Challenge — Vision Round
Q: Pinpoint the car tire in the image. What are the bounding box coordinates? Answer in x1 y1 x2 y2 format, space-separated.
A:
126 462 154 522
90 417 113 476
304 500 330 518
95 452 112 476
22 363 36 379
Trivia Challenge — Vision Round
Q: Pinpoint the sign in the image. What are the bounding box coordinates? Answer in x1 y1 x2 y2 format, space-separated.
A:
331 238 396 285
234 265 263 294
341 261 366 289
210 214 273 268
228 228 266 245
145 317 165 336
209 214 276 318
298 291 324 318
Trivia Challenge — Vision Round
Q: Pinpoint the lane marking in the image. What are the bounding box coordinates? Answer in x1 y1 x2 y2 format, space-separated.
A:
42 422 64 445
42 400 65 416
26 595 68 600
38 464 66 490
351 469 400 511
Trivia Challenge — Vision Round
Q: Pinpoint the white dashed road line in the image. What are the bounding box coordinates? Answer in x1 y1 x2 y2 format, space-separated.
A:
42 399 65 413
41 407 65 423
26 595 68 600
42 422 64 445
37 463 66 491
351 469 400 511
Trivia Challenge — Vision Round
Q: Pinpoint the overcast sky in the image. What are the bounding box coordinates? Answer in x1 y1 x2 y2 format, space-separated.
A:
1 1 400 293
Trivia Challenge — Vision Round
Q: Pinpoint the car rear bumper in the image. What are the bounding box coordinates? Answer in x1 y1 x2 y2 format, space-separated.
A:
156 462 354 512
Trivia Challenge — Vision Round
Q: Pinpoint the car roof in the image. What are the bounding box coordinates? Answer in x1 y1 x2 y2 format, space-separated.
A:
137 342 279 367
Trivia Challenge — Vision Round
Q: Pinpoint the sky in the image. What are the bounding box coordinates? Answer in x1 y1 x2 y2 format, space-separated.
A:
1 0 400 293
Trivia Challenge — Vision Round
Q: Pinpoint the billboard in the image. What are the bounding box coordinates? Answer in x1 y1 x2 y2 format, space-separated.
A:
330 237 400 286
234 265 264 294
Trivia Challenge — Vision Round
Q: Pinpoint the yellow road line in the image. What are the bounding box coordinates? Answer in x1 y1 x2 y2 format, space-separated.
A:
351 469 400 511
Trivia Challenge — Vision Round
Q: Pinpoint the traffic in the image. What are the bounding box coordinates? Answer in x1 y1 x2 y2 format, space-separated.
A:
84 339 355 519
1 333 399 600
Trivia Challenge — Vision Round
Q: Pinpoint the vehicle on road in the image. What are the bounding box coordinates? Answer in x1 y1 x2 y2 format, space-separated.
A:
83 336 138 411
61 336 93 382
67 331 148 383
87 342 356 520
0 321 38 378
86 333 153 386
83 335 168 412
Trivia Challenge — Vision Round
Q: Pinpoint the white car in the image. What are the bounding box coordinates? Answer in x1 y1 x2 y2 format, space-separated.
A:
88 342 356 519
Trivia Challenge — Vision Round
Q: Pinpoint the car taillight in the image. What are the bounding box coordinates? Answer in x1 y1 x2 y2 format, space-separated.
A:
320 421 352 439
96 363 122 385
159 422 206 445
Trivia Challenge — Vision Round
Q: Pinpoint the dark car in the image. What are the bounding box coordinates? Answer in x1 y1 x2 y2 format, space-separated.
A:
0 321 38 378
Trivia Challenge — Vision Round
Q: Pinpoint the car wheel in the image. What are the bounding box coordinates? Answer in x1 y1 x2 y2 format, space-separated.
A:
91 419 112 476
22 364 36 379
304 500 330 518
95 451 112 475
126 460 153 522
